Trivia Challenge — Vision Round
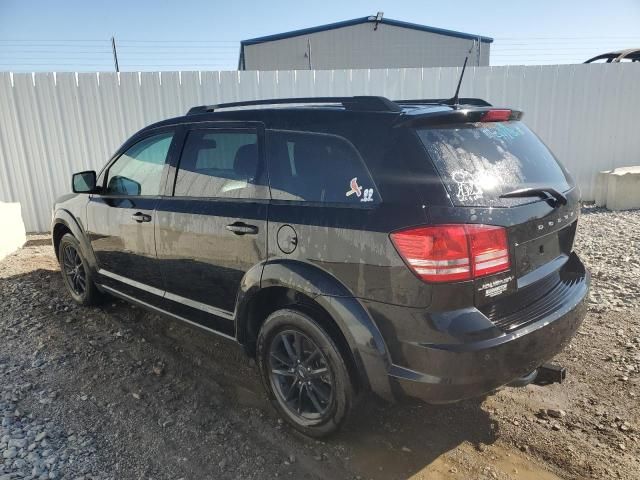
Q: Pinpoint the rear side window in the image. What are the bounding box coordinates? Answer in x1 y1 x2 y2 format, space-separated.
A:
174 129 267 199
416 122 571 207
267 130 378 204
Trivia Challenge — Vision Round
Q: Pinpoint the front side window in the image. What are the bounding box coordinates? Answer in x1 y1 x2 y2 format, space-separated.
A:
267 130 378 204
174 129 265 199
105 132 174 196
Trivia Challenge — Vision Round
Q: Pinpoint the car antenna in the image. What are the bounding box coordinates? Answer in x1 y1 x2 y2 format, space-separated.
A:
447 45 474 109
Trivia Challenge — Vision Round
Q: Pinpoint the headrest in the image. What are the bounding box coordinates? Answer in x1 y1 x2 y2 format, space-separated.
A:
234 143 258 179
293 141 325 178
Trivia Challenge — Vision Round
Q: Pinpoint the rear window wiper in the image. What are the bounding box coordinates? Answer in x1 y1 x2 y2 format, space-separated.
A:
500 187 568 206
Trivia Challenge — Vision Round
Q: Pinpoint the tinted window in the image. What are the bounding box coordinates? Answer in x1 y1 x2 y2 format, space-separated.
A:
174 130 266 199
416 122 571 207
267 130 378 204
105 132 173 196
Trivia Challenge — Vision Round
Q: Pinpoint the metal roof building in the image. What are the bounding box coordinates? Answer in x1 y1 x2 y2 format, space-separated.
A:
238 14 493 71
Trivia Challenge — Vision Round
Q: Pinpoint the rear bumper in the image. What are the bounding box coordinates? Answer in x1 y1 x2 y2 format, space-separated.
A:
386 254 590 403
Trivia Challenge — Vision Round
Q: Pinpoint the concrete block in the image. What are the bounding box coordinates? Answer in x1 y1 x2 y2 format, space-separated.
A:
0 202 27 260
605 166 640 211
594 170 611 207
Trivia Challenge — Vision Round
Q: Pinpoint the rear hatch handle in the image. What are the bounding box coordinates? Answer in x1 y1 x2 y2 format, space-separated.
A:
500 186 568 207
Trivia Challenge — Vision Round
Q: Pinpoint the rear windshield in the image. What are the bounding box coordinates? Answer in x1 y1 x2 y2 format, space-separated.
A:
416 121 571 207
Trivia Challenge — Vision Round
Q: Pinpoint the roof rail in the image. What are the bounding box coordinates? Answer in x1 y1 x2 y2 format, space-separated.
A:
395 98 492 107
186 96 402 115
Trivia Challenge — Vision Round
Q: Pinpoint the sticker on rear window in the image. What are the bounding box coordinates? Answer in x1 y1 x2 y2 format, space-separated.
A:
346 177 363 198
451 170 483 202
361 188 374 202
480 123 525 141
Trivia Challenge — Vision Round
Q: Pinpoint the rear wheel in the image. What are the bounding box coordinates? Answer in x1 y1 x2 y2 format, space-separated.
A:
58 233 102 306
257 308 353 437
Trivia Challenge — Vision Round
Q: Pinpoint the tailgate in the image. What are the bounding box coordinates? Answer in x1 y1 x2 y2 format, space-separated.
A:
514 218 577 286
414 119 580 308
474 200 580 306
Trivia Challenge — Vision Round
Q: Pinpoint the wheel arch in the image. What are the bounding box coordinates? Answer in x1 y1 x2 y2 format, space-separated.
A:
52 222 72 260
52 209 98 269
235 259 393 400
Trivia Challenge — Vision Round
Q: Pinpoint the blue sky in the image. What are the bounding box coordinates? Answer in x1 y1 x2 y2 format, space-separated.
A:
1 0 639 71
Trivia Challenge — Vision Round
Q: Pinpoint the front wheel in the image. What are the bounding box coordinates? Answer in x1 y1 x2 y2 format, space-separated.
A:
257 308 354 437
58 233 103 306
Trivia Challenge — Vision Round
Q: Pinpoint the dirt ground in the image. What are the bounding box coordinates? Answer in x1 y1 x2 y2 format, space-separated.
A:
1 208 639 479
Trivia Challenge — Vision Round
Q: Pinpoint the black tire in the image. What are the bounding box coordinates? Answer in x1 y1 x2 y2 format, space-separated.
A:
257 308 353 437
58 233 102 306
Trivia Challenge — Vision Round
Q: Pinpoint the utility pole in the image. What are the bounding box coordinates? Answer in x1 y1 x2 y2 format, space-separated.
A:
307 38 312 70
111 36 120 73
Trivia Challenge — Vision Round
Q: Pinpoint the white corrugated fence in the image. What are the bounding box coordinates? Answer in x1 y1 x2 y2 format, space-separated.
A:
0 64 639 232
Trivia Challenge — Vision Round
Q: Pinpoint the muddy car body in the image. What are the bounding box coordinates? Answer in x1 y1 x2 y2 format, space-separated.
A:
52 96 590 436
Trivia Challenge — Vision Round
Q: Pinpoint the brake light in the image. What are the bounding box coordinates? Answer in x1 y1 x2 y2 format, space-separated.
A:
390 224 510 283
481 109 512 122
466 224 511 277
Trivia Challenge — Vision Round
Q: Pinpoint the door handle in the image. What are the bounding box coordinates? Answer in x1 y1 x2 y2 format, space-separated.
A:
131 212 152 223
225 222 259 235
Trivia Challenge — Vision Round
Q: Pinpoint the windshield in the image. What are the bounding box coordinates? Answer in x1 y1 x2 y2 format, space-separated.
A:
416 121 572 207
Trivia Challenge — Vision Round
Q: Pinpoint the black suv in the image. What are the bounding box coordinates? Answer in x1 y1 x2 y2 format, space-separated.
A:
52 96 589 437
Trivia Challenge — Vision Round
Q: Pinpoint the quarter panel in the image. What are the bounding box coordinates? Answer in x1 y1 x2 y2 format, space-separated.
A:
266 202 433 307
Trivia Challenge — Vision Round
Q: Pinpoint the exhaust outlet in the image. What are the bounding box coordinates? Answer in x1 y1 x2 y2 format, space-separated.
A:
508 369 538 387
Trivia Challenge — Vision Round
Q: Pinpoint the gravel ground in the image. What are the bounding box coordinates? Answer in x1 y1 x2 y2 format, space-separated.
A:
576 205 640 313
0 205 638 480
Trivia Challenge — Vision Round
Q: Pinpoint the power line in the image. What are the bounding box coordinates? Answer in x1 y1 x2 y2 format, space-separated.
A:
0 36 636 46
0 63 113 66
0 39 106 43
491 54 605 58
0 43 111 48
116 53 237 57
494 35 640 40
491 45 640 51
117 39 239 43
119 62 238 65
1 35 637 71
0 46 626 54
0 51 112 55
0 38 239 42
117 45 239 50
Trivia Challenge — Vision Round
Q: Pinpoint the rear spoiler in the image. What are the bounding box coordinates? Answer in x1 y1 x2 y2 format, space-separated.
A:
395 98 492 108
395 107 524 128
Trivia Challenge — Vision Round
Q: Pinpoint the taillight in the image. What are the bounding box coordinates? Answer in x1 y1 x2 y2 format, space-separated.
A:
466 225 511 277
390 224 510 283
389 226 470 282
481 109 512 122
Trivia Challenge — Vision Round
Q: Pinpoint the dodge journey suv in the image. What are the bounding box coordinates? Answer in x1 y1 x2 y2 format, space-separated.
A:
52 96 590 437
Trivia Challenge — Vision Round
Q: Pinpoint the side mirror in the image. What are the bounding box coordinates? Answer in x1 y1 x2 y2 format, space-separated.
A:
72 170 97 193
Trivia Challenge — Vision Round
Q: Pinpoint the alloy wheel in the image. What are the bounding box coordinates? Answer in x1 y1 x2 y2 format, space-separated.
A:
268 330 334 420
62 244 86 296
